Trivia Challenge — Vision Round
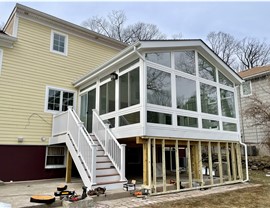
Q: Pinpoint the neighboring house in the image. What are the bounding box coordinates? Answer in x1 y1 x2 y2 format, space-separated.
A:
0 4 126 182
238 65 270 156
1 4 247 194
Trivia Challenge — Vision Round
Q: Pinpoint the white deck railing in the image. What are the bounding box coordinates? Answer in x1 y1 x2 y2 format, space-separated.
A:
52 107 97 185
92 109 126 181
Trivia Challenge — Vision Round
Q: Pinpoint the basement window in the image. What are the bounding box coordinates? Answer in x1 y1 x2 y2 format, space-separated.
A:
45 146 66 169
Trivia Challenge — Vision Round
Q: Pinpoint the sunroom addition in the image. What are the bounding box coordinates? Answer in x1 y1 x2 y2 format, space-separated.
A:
76 41 241 142
66 40 248 193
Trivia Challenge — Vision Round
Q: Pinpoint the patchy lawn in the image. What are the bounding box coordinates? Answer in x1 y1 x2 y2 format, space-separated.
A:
146 170 270 208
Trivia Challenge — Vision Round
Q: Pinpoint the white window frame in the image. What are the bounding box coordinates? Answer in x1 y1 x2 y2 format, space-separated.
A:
241 80 252 97
45 146 66 169
44 86 76 114
50 30 68 56
0 49 3 75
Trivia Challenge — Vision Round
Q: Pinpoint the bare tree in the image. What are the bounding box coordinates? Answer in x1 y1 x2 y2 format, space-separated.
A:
207 31 238 68
236 38 270 70
82 10 166 44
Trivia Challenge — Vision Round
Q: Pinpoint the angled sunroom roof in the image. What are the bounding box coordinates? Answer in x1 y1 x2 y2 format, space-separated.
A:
73 39 243 87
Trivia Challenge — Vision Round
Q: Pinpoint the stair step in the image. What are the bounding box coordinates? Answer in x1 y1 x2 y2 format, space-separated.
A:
96 161 113 169
96 156 110 162
96 167 118 175
96 174 121 183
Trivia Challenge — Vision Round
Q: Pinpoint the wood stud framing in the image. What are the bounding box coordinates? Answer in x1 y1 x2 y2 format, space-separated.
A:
140 137 244 195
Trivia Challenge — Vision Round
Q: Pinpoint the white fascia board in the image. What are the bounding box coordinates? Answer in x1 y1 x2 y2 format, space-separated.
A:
198 43 243 85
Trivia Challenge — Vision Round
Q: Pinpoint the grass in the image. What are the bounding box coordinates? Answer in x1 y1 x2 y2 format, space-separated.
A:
146 170 270 208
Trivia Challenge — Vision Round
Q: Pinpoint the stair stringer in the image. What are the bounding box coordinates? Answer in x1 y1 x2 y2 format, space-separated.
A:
65 133 94 189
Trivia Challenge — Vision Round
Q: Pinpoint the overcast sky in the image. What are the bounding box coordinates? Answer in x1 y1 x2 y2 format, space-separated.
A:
1 1 270 43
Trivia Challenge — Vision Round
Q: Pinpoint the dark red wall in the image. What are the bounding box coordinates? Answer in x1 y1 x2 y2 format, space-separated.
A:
0 145 66 182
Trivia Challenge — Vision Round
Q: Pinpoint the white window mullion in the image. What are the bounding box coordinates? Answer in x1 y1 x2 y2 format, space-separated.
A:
195 51 202 129
59 91 64 112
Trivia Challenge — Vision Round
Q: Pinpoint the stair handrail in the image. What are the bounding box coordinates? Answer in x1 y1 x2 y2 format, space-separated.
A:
52 106 97 185
92 109 126 181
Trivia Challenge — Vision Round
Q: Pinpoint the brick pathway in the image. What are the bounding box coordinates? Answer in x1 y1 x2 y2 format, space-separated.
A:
94 183 260 208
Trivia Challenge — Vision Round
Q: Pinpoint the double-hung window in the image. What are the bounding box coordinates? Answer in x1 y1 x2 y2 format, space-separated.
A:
241 81 252 97
50 30 68 55
45 86 75 113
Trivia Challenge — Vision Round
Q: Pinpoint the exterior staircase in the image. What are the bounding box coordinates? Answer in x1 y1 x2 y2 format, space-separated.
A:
50 107 127 190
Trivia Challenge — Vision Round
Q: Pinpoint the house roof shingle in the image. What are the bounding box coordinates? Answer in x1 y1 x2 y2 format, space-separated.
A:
238 65 270 79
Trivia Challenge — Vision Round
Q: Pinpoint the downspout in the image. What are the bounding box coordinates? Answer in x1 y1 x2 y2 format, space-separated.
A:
240 140 249 182
236 85 249 182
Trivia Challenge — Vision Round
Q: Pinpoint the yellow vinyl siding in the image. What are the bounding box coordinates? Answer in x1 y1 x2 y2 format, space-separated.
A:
0 17 121 145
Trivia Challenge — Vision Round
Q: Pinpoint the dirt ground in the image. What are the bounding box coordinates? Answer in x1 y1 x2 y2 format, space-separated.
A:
146 170 270 208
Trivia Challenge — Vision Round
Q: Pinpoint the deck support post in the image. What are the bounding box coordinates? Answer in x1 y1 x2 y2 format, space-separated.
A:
236 143 243 180
147 138 152 188
226 142 232 181
231 142 237 181
217 142 223 184
162 139 166 192
187 140 192 188
143 139 148 186
65 150 72 183
152 138 157 193
208 141 214 185
198 141 203 186
175 140 180 190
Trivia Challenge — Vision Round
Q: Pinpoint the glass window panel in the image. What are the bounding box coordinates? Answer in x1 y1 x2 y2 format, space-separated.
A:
176 76 197 111
48 89 61 111
220 89 236 118
174 51 195 75
62 92 74 111
53 33 66 53
119 112 140 126
242 81 252 96
218 71 233 87
147 111 172 125
147 67 171 107
177 116 198 128
100 81 115 115
223 122 237 132
202 119 219 130
103 118 115 128
119 68 140 109
99 84 107 115
145 52 171 67
80 94 88 127
200 83 218 115
108 81 115 113
130 68 140 106
119 73 128 109
198 54 216 82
